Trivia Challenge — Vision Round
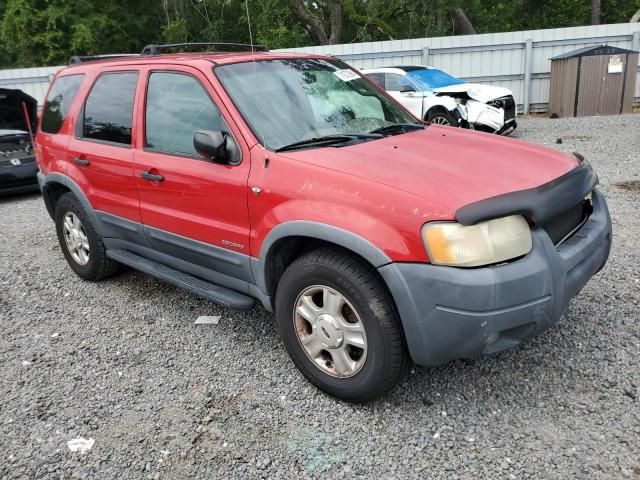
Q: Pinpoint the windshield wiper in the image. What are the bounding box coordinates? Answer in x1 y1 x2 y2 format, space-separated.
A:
369 123 425 136
275 133 382 152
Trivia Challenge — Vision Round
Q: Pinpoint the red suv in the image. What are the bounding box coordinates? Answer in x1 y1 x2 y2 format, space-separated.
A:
36 44 612 402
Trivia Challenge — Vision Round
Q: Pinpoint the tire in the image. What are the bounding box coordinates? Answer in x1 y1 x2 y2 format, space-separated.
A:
54 192 120 281
275 248 409 402
426 108 459 127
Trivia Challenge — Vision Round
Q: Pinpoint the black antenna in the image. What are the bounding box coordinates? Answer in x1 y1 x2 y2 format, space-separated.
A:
141 42 268 56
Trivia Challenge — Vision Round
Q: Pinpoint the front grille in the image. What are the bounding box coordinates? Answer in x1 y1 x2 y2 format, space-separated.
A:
488 96 516 122
0 155 35 167
0 142 35 167
540 198 593 245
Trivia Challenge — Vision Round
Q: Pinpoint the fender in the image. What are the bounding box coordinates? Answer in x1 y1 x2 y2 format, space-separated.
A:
423 94 459 117
251 220 393 296
38 171 102 236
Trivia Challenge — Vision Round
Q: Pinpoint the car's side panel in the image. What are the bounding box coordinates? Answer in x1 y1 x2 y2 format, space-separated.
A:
132 64 253 261
247 145 429 267
65 67 143 224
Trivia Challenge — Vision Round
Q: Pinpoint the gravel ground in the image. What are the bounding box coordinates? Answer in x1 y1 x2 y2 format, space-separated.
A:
1 114 639 479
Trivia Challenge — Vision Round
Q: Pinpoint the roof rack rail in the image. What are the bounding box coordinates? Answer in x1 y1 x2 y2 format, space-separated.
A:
140 42 269 56
69 54 140 65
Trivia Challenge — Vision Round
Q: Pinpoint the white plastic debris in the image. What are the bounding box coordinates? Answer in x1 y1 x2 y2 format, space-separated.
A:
21 360 32 366
67 437 95 454
195 315 221 325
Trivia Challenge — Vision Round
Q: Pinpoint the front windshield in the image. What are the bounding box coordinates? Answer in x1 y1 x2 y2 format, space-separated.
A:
215 58 420 151
407 68 464 90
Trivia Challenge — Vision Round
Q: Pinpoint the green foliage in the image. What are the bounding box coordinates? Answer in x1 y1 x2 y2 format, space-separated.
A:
0 0 638 67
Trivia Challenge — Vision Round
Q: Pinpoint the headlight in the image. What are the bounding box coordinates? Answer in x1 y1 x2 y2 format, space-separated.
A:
422 215 532 267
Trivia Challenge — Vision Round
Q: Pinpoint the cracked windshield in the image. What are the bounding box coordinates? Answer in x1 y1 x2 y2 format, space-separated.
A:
216 58 422 151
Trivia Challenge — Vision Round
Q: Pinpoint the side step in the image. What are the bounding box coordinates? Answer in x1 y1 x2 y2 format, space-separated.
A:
107 249 255 311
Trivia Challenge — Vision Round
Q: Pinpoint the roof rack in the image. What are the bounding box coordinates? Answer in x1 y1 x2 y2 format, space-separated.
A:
140 42 269 56
69 54 140 65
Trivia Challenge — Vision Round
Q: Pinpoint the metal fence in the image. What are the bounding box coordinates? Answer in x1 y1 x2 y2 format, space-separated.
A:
279 23 640 114
0 23 638 114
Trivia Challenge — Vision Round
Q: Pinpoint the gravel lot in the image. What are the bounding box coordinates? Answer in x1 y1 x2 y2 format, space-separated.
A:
1 114 639 479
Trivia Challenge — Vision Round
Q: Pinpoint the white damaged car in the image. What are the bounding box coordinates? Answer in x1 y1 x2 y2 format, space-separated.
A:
362 66 517 135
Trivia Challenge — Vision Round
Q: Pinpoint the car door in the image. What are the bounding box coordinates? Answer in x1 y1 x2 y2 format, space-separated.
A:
66 69 142 231
384 73 424 119
132 66 253 283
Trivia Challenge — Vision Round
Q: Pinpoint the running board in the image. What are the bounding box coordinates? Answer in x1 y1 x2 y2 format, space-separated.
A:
107 249 255 311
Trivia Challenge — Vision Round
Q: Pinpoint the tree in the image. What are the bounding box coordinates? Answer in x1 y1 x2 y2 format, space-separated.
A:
287 0 343 45
591 0 601 24
451 8 477 34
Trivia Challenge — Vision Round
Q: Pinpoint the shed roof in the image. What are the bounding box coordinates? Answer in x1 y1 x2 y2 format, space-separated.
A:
551 44 639 60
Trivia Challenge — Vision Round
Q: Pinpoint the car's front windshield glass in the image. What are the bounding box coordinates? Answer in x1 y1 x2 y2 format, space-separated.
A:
407 68 464 90
215 58 421 151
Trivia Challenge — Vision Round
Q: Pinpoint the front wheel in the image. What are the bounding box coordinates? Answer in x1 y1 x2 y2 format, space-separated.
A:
426 108 459 127
275 248 409 402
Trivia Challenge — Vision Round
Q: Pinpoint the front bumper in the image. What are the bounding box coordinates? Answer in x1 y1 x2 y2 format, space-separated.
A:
379 189 612 366
0 161 39 196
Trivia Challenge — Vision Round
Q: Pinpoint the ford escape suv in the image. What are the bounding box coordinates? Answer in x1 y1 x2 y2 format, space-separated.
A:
36 43 612 402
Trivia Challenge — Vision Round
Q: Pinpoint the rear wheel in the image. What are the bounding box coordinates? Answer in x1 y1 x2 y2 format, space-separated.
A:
275 248 408 402
426 108 458 127
55 193 120 281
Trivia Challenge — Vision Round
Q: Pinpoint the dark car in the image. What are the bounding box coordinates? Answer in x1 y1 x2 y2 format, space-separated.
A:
0 88 39 196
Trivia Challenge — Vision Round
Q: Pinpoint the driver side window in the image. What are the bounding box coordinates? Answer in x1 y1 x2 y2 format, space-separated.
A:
384 73 406 92
145 72 223 158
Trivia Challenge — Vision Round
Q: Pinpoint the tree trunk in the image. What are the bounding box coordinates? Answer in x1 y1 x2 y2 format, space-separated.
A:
328 0 343 44
287 0 329 45
591 0 601 25
450 8 476 35
630 8 640 22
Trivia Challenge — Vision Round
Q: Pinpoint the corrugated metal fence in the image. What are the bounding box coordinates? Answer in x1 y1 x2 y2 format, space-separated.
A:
280 23 640 114
0 23 638 114
0 66 62 107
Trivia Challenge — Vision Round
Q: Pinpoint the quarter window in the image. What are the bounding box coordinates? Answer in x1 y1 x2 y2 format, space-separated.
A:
82 72 138 145
145 72 223 157
41 74 84 134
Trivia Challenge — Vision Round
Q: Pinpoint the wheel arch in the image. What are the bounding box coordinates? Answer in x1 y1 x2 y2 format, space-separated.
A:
39 172 101 235
252 221 393 307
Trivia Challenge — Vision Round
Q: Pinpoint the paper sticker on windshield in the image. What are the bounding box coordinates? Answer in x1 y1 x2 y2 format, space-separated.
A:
333 69 360 82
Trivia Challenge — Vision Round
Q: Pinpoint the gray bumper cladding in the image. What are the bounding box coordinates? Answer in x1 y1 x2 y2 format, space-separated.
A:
379 189 612 366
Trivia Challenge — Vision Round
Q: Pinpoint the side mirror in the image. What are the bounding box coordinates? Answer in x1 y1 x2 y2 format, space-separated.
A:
399 84 416 93
194 130 229 163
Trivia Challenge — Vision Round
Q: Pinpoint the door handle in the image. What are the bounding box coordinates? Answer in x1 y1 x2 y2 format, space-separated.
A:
74 157 90 166
140 170 164 182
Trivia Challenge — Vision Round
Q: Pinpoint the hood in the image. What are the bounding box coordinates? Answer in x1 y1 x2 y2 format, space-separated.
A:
434 83 512 103
0 88 37 134
281 126 577 218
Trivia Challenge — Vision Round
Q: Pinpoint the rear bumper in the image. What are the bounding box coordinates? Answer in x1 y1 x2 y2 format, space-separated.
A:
0 162 39 196
379 189 612 366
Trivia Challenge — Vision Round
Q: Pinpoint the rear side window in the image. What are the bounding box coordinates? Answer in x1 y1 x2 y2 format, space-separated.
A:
82 72 138 145
41 74 84 134
145 72 222 157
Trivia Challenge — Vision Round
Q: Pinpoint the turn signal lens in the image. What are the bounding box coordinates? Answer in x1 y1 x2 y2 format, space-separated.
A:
422 215 532 267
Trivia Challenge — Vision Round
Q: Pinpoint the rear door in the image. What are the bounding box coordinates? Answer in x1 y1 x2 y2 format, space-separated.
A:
66 69 141 232
132 66 253 282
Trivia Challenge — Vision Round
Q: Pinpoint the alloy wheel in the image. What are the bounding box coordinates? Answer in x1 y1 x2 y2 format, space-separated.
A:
293 285 367 378
431 116 451 126
62 212 90 266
